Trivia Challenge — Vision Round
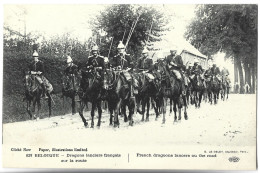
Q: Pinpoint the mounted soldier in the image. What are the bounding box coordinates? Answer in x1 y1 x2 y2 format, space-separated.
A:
28 50 53 99
64 55 78 90
110 41 133 86
221 66 231 87
211 63 221 87
166 49 186 95
86 45 105 79
136 47 155 82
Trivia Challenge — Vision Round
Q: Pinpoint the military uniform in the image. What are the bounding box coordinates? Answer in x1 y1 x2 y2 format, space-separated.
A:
110 53 133 81
136 55 155 81
28 52 53 97
221 68 231 87
166 53 187 94
211 65 221 87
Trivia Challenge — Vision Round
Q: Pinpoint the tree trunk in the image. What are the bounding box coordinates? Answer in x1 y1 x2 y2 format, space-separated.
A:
237 57 244 94
234 57 239 84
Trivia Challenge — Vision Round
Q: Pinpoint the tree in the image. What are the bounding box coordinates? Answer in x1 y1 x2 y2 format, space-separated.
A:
185 4 257 93
90 4 169 62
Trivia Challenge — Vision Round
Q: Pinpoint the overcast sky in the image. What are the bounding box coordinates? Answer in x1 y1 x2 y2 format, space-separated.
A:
4 4 195 42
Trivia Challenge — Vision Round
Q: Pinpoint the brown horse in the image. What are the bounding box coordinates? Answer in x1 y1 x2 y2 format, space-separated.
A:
78 69 103 128
157 60 188 123
61 73 80 115
24 73 52 120
104 69 135 127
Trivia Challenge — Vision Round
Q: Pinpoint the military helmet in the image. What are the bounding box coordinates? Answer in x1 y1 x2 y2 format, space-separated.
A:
92 45 98 51
117 41 125 49
33 50 39 57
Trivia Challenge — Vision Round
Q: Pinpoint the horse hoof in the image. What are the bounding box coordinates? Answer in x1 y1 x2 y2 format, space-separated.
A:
141 118 144 122
124 118 128 122
162 120 165 124
185 116 188 120
155 118 158 121
145 118 149 122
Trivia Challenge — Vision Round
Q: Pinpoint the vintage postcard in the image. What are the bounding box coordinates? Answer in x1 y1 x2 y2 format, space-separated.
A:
1 2 257 171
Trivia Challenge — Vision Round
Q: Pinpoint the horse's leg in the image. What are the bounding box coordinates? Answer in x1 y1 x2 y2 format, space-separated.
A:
141 96 146 122
178 98 182 121
173 100 177 122
162 97 167 124
154 98 160 121
90 101 96 128
27 100 33 120
198 91 203 108
72 95 76 115
78 101 88 127
97 101 102 127
114 98 122 128
145 97 150 121
32 96 37 119
36 96 41 119
182 95 188 120
122 102 128 122
128 97 135 126
47 93 52 117
108 102 114 126
170 98 173 114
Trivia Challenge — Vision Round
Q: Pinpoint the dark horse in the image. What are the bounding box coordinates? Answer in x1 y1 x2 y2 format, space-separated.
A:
104 69 135 127
190 73 205 108
134 71 161 122
78 69 103 128
24 73 52 120
211 75 221 104
157 60 188 123
61 73 80 115
220 75 230 100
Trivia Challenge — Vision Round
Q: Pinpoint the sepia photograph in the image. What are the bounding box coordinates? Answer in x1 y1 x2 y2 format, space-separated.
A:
1 2 257 171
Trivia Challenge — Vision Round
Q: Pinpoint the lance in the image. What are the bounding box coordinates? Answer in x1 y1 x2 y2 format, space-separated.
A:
107 37 114 59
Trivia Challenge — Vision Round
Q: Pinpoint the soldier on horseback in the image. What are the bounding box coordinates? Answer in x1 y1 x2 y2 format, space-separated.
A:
64 55 78 90
110 41 134 91
211 63 221 88
86 45 105 78
190 59 206 88
136 47 155 82
28 50 52 99
221 66 231 87
166 49 186 95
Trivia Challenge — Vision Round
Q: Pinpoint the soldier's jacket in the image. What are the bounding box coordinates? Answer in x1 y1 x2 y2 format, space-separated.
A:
29 60 45 74
166 54 184 70
86 55 105 70
136 56 154 72
204 68 213 77
191 65 203 75
211 66 220 76
110 54 133 69
64 63 78 76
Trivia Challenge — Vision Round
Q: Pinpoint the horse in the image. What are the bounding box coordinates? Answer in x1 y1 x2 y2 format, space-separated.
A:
204 75 213 104
24 72 53 120
104 69 135 127
211 75 221 104
61 73 80 115
220 75 230 100
134 71 161 122
190 73 205 108
157 60 188 123
78 68 103 128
